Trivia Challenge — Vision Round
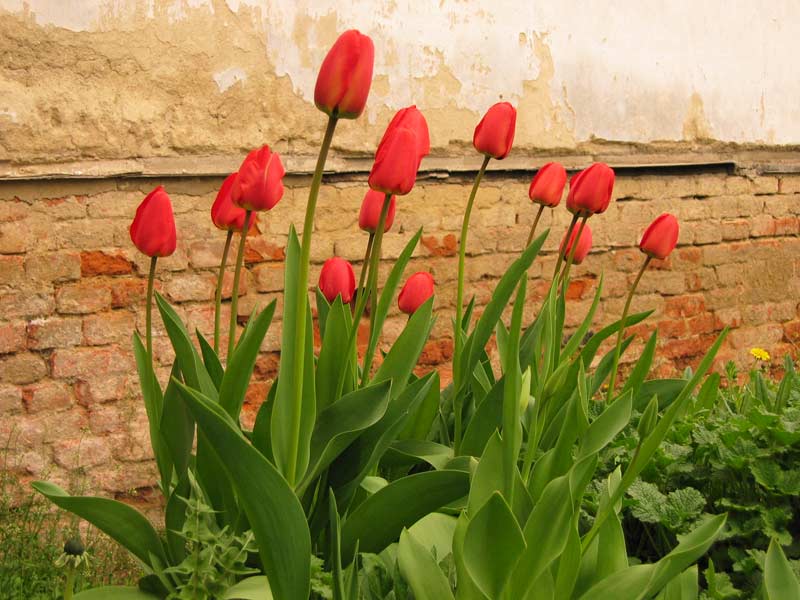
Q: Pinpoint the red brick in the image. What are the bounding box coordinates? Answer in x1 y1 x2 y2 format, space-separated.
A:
244 237 285 263
74 374 131 406
27 317 82 350
0 384 22 414
687 313 720 335
25 252 81 282
110 278 148 308
783 320 800 343
87 404 126 434
422 234 458 257
253 262 285 293
661 334 716 359
654 319 687 339
80 251 134 276
0 222 28 254
419 338 454 366
53 436 112 469
165 274 215 303
0 353 48 385
83 311 136 346
56 281 112 314
0 322 27 354
0 255 25 286
664 295 705 318
23 381 73 413
51 346 133 378
0 291 55 320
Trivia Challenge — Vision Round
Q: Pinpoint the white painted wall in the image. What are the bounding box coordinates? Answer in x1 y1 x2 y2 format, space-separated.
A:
3 0 799 145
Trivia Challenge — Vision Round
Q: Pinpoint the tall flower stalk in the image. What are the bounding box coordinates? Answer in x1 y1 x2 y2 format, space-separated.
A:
213 230 234 354
227 211 252 359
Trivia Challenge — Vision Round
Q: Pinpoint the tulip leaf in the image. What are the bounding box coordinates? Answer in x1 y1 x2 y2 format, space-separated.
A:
398 370 440 441
621 330 657 401
577 389 633 459
382 439 453 471
340 469 470 561
407 512 458 559
460 378 504 458
197 330 224 390
222 576 273 600
73 588 160 599
316 296 354 411
398 529 455 600
635 379 687 412
32 481 167 569
174 381 311 600
219 300 276 419
657 566 699 600
452 512 488 600
164 476 189 564
159 364 194 483
562 274 604 359
764 538 800 600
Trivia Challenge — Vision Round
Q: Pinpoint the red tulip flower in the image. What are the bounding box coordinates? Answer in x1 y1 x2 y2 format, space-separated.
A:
231 146 286 212
473 102 517 160
319 257 356 304
359 190 397 233
130 186 177 258
379 106 430 168
559 223 593 265
314 30 375 119
368 127 422 196
211 173 259 233
640 213 679 260
398 272 434 314
566 163 615 216
529 162 567 207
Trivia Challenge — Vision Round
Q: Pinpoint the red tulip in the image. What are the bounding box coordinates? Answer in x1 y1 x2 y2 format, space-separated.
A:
398 272 434 314
319 257 356 304
379 106 430 168
529 162 567 207
368 127 421 196
473 102 516 160
231 146 286 212
359 190 397 233
566 163 615 216
314 30 375 119
130 186 176 258
559 223 593 265
211 173 259 233
640 213 679 260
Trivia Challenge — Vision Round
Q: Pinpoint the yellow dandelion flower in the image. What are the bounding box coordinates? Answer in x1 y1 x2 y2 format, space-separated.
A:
750 347 770 362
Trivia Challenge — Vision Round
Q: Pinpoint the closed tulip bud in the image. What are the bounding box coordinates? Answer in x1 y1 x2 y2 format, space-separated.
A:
529 162 567 207
473 102 516 160
559 223 593 265
379 106 430 168
398 271 434 314
566 163 615 216
211 172 259 233
314 29 375 119
129 186 176 258
359 190 396 233
319 257 356 304
638 395 659 440
368 127 421 196
639 213 679 260
231 145 286 212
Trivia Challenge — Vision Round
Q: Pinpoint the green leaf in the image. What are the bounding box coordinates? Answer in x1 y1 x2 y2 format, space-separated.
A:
159 366 193 482
562 274 604 358
408 512 458 559
73 588 159 599
197 329 224 390
695 372 720 412
622 330 657 399
398 529 455 600
463 492 525 599
460 377 504 458
371 297 434 395
383 440 454 471
657 566 698 600
765 539 800 600
316 297 354 411
340 470 470 561
175 382 311 600
300 380 392 493
578 389 633 459
635 379 687 412
222 577 274 600
219 301 276 419
32 481 167 568
398 371 440 441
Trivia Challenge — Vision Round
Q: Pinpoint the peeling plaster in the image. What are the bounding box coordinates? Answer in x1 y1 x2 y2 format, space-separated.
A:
213 67 247 92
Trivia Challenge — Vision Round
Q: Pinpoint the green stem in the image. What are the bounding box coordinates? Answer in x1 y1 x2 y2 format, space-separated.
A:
356 233 374 312
214 230 234 354
552 213 579 282
227 211 252 360
453 154 491 453
63 566 75 600
286 114 338 485
559 215 589 296
360 195 392 387
526 204 545 247
606 256 651 402
145 256 157 361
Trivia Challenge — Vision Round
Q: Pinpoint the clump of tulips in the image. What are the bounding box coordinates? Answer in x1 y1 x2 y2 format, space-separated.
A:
35 28 731 600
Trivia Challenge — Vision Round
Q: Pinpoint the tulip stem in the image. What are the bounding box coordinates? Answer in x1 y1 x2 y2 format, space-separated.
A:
526 205 545 247
286 114 338 485
360 194 392 387
552 213 579 282
145 256 157 361
559 215 589 297
214 230 234 354
453 154 491 454
356 233 375 312
227 211 252 361
606 256 651 403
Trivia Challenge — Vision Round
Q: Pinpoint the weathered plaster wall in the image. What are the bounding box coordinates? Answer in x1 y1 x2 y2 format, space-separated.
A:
2 0 800 169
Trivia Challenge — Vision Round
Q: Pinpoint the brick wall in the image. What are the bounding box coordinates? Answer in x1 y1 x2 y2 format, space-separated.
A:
1 169 799 499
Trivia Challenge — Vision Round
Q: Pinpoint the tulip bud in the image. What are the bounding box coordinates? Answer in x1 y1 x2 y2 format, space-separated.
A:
566 163 615 216
231 145 286 212
319 257 356 304
559 223 593 265
637 395 659 440
314 29 375 119
359 190 396 233
379 106 430 168
639 213 679 260
473 102 517 160
368 127 421 196
211 172 259 233
129 186 177 258
529 162 567 207
398 271 434 314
